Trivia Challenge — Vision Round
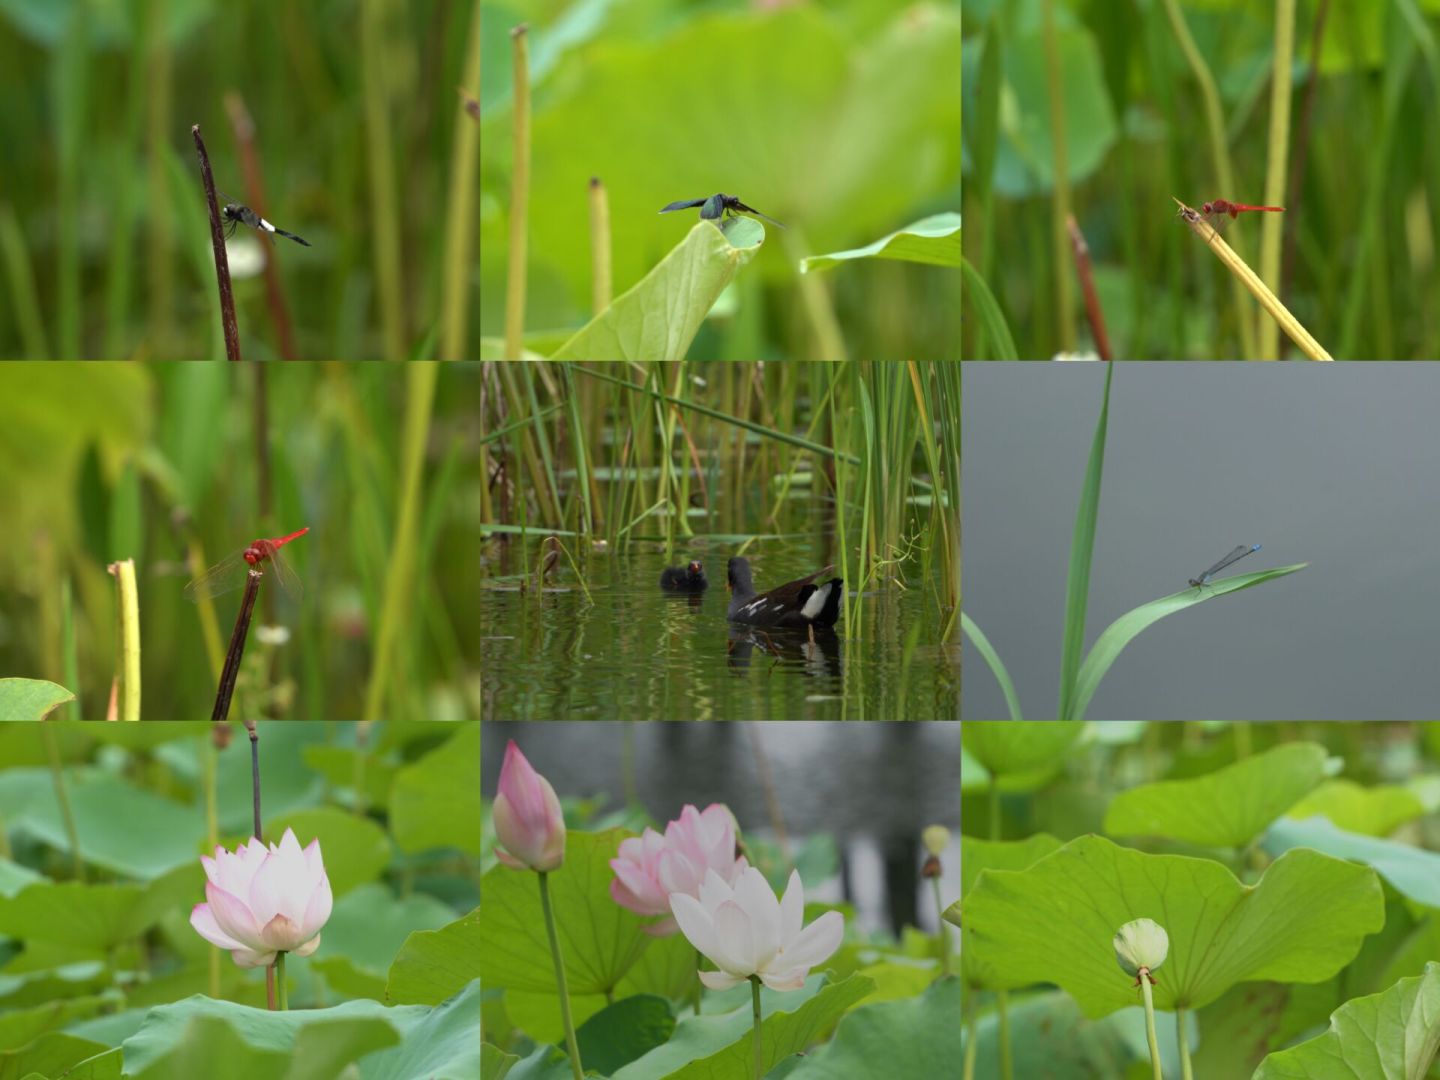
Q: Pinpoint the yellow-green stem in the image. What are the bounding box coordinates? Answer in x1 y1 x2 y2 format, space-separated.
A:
538 872 584 1080
751 975 764 1079
1141 973 1163 1079
276 952 288 1011
1177 1006 1193 1080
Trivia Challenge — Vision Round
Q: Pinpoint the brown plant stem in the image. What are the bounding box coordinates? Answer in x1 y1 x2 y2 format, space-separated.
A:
192 124 242 361
210 570 262 722
223 92 300 360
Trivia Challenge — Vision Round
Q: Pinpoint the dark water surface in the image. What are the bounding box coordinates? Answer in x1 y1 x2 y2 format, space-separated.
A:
482 547 959 720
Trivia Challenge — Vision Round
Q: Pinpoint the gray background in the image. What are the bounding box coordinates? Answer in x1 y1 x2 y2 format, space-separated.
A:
962 362 1438 720
484 721 960 935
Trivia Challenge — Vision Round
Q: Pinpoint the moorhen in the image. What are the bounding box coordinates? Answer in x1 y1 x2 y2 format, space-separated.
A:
726 557 842 629
660 560 708 592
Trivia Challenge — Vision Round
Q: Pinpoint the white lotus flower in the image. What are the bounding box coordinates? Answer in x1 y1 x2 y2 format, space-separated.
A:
189 827 333 968
670 866 844 991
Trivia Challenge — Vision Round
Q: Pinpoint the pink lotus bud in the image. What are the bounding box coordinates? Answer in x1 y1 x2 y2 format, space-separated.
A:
493 740 566 872
189 827 333 969
670 867 844 992
610 803 748 935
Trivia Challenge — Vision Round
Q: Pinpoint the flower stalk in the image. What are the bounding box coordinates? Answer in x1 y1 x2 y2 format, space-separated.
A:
750 975 763 1079
538 871 583 1080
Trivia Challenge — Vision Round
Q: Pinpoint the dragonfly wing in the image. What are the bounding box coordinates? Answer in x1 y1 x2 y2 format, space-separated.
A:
659 199 707 213
733 201 786 228
183 547 251 602
264 545 304 600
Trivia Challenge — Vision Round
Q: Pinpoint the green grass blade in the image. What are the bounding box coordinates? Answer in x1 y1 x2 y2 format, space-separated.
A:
961 612 1022 721
1069 563 1308 721
1056 364 1113 721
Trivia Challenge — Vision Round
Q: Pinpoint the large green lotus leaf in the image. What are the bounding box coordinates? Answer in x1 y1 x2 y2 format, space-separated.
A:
1104 743 1334 848
481 1041 517 1080
127 1015 288 1079
961 723 1082 790
961 834 1064 898
389 724 480 856
507 926 699 1047
1286 779 1425 837
959 835 1064 988
0 991 114 1051
309 883 457 1000
8 770 203 880
0 1032 119 1078
784 975 959 1078
1264 815 1440 908
964 834 1383 1018
1253 962 1440 1079
575 993 676 1075
799 213 962 274
957 989 1157 1078
609 973 874 1080
0 865 195 950
1191 981 1295 1079
355 981 481 1080
300 745 398 812
121 988 479 1078
0 858 45 898
550 221 762 361
480 829 650 996
264 806 390 898
385 907 481 1006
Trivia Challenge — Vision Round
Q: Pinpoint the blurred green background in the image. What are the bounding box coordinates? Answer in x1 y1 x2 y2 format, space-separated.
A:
0 362 480 720
480 0 962 359
963 0 1440 360
0 0 480 360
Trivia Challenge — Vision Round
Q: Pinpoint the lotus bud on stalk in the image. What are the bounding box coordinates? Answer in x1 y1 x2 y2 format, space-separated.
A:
494 740 566 872
1114 918 1170 1080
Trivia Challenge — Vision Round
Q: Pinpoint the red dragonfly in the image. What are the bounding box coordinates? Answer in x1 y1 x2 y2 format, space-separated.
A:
1199 199 1284 232
184 527 309 602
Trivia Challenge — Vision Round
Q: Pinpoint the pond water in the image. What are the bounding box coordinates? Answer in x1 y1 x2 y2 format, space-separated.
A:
481 542 959 721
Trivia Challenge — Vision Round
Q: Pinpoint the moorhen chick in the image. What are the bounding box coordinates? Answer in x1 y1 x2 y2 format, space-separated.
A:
726 557 843 629
660 560 708 592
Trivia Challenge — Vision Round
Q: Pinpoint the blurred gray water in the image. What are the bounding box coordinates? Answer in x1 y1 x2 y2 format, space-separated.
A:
483 721 960 935
962 362 1440 720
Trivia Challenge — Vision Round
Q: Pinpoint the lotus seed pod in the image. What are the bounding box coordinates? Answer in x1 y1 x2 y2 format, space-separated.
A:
922 825 950 856
1113 918 1169 978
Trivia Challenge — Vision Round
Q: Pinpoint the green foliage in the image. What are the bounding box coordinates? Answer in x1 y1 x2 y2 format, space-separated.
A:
1104 743 1334 848
964 834 1384 1017
1253 963 1440 1078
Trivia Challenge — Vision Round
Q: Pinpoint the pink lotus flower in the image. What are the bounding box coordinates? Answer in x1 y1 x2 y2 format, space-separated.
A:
670 866 844 991
189 827 333 969
610 803 748 935
493 740 565 872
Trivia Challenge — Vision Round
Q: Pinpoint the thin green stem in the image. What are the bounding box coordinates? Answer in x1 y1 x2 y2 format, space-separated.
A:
751 975 764 1079
693 947 703 1016
930 876 951 976
40 725 83 881
538 872 584 1080
963 986 978 1080
1141 973 1163 1079
1176 1006 1193 1080
989 777 1010 1080
276 952 288 1011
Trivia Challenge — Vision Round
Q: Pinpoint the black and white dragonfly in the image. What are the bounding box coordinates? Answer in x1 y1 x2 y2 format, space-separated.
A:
659 193 786 229
220 195 310 247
